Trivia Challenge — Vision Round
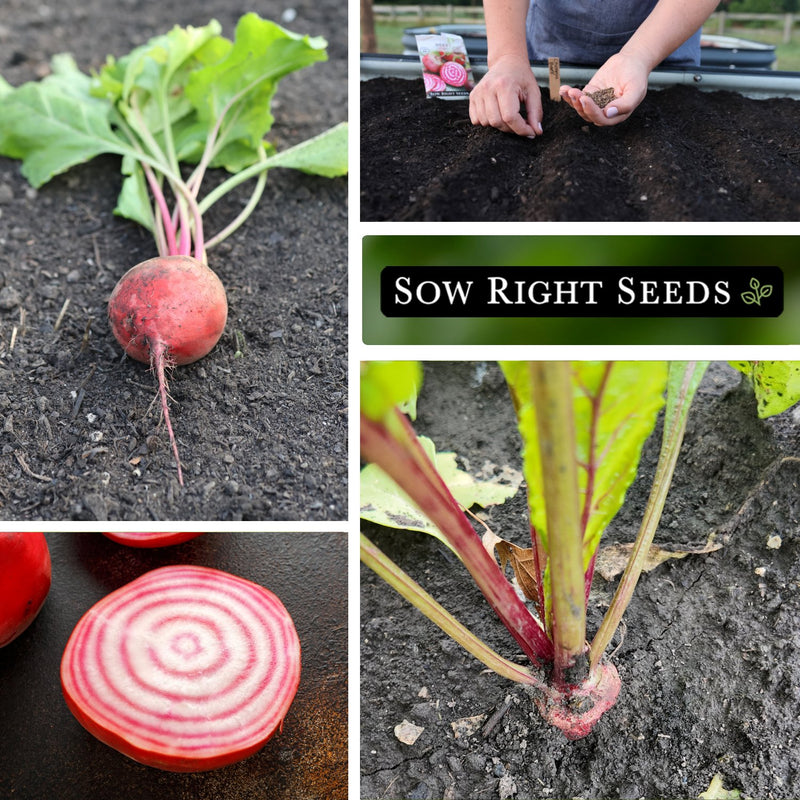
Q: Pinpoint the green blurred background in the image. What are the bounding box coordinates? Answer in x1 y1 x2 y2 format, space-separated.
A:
363 236 800 345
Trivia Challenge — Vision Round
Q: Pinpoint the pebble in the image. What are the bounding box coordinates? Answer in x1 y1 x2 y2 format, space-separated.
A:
0 285 21 309
767 534 782 549
0 182 13 203
498 775 517 800
465 753 487 774
394 719 424 745
38 284 61 300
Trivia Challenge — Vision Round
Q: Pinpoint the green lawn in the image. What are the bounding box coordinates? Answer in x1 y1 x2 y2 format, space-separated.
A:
370 17 800 71
374 20 435 54
703 22 800 71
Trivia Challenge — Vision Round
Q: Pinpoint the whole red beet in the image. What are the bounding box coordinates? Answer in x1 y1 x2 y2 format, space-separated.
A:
0 533 51 647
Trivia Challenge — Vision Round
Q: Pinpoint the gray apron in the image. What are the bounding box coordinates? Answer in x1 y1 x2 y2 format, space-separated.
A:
526 0 702 67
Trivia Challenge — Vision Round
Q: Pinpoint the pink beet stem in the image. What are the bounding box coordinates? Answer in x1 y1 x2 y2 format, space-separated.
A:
150 340 184 486
142 164 178 256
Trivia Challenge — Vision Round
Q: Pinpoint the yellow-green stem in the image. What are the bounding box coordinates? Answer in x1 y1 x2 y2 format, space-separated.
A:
361 534 541 687
531 361 587 685
589 361 707 670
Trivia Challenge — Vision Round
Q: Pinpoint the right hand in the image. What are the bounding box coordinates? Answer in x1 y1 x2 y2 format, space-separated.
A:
469 55 544 138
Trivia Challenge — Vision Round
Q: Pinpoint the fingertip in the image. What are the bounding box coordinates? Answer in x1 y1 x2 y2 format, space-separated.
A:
605 106 619 119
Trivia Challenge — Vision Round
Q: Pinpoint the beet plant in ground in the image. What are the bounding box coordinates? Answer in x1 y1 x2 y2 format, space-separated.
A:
362 360 800 738
361 360 712 739
0 14 348 485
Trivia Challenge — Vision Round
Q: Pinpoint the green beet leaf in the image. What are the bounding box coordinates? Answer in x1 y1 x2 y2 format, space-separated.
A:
360 361 422 423
0 54 129 187
184 14 328 170
730 361 800 418
501 361 667 570
361 435 522 546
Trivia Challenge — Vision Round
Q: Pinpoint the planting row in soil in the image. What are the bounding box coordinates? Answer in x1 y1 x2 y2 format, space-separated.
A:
360 77 800 222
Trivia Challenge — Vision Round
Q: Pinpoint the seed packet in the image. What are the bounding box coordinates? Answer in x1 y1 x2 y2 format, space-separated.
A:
416 33 475 99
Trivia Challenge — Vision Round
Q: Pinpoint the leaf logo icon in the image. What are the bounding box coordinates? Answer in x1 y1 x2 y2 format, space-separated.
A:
742 278 772 306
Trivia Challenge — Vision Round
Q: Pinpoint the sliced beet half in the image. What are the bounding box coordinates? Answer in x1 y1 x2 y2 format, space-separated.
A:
61 565 301 772
102 532 204 547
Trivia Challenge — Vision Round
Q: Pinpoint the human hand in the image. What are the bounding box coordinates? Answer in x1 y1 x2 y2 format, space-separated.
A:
559 52 650 126
469 55 544 138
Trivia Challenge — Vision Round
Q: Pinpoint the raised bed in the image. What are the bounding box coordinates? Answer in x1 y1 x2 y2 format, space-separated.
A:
360 67 800 221
400 25 778 69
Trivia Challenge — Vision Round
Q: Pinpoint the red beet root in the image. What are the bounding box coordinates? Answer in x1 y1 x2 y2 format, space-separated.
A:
101 532 204 547
107 255 228 485
421 52 444 74
61 565 301 772
534 661 621 740
0 533 51 647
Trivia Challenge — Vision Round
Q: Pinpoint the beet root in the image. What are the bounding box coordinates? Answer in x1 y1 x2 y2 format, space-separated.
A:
107 255 228 485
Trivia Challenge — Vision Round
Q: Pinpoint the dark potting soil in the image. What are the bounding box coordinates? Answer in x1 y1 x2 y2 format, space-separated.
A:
361 362 800 800
0 0 347 521
360 77 800 222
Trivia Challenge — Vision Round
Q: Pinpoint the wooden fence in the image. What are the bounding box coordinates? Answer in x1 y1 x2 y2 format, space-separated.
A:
710 12 797 44
372 6 799 44
372 5 484 23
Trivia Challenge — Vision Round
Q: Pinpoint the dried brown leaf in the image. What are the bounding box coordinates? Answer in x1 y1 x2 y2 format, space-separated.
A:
596 536 722 582
482 530 540 602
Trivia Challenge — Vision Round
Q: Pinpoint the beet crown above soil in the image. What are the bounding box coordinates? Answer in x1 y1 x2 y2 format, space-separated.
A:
361 362 800 800
360 77 800 222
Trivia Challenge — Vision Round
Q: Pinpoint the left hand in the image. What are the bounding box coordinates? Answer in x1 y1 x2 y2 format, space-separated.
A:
559 51 650 126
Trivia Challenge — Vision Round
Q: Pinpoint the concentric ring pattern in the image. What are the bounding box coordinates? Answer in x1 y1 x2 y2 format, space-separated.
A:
61 565 301 771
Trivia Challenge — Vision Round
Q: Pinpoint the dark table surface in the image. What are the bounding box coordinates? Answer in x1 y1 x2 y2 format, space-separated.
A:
0 532 347 800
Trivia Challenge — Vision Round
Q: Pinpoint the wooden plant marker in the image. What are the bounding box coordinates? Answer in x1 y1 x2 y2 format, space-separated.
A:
548 57 560 101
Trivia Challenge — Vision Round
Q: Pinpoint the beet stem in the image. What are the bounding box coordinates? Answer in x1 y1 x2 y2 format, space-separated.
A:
150 340 184 486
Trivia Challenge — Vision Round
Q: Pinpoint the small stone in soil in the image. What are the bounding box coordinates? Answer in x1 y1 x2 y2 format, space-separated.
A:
586 87 616 108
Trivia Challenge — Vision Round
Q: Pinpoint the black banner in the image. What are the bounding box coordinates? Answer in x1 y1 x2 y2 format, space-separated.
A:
380 266 783 318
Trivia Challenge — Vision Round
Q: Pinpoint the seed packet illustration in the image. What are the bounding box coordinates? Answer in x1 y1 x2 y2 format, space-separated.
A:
416 33 475 99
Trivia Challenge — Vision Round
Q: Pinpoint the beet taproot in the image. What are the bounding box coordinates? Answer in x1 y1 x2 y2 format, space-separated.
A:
107 255 228 485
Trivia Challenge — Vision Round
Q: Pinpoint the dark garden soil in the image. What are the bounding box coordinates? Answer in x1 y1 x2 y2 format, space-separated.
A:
360 77 800 222
361 362 800 800
0 0 347 521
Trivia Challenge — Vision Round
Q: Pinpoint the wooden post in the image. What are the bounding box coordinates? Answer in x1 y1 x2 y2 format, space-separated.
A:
361 0 377 53
548 57 560 101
